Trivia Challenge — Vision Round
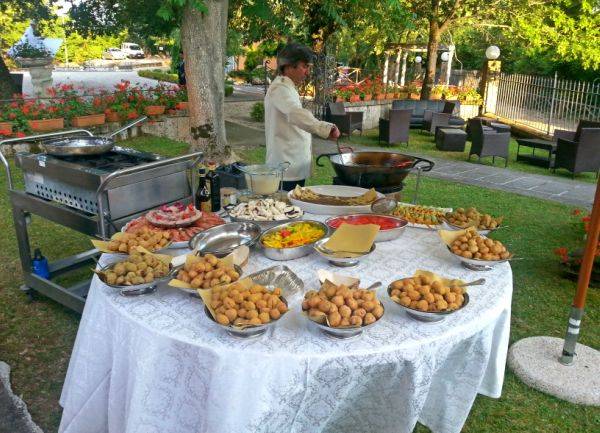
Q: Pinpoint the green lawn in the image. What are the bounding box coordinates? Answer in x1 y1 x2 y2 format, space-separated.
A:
0 136 598 433
339 128 598 183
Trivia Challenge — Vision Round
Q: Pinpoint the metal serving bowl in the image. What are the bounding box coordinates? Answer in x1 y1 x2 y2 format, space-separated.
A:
446 246 512 271
98 260 174 296
387 281 470 322
203 296 288 338
324 213 408 242
188 222 261 257
306 305 384 339
313 237 376 267
259 220 329 261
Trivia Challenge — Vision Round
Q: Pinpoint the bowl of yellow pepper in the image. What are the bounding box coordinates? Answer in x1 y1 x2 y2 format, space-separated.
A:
259 220 329 260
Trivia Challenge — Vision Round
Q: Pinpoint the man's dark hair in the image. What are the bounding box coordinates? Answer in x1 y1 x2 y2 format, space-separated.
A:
277 43 315 74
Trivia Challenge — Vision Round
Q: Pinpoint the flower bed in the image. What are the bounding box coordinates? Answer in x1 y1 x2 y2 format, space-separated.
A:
0 81 189 136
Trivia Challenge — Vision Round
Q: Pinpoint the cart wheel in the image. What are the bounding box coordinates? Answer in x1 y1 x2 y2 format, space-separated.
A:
21 286 37 303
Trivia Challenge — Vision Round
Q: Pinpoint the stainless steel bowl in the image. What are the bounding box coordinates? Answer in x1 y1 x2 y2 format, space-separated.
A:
203 296 288 338
259 220 328 261
171 263 244 296
324 213 408 242
98 261 174 296
188 222 261 257
313 237 376 267
228 213 304 230
446 246 511 271
306 306 384 339
387 282 469 322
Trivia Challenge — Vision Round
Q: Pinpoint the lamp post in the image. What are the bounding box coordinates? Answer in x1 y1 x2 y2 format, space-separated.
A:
479 45 501 114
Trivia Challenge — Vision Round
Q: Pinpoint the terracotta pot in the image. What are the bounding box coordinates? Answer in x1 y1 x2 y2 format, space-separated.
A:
430 94 442 100
385 93 394 100
336 96 345 102
28 118 64 132
144 105 166 116
106 111 122 123
176 101 189 110
362 94 372 101
393 93 400 99
349 94 360 103
0 121 12 134
71 113 106 127
375 94 385 101
409 93 420 100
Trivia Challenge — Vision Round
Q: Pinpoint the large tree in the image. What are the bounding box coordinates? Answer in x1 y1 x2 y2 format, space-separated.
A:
0 1 55 98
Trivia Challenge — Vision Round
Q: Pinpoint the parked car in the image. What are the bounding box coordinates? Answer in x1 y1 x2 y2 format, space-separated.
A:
121 43 145 59
103 47 127 60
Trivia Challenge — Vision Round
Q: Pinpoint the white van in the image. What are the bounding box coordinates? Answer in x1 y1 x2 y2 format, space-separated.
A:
120 43 145 59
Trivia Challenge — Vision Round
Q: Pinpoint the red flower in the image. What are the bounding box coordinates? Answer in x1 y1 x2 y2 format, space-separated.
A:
60 84 74 92
126 111 137 119
10 101 18 108
8 113 16 120
582 216 591 222
554 247 568 256
15 132 26 138
0 129 11 136
573 209 582 215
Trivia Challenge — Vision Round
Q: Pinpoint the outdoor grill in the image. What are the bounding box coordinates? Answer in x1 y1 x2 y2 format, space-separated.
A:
1 128 202 312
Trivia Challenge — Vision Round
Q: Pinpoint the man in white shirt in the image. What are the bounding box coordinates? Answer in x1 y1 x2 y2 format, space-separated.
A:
264 43 340 190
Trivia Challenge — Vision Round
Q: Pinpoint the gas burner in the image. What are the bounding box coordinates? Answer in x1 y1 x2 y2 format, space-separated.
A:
53 150 156 172
332 177 404 194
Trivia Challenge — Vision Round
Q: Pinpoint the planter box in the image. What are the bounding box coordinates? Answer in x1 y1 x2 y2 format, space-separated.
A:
349 95 360 102
176 101 189 110
409 93 420 100
71 113 106 127
375 94 385 101
0 121 12 134
145 105 166 116
430 94 442 100
28 118 64 132
362 94 372 101
397 92 408 99
385 93 395 100
106 112 122 123
15 57 53 68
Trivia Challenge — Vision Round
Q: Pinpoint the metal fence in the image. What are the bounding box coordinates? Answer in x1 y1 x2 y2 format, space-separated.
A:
490 73 600 135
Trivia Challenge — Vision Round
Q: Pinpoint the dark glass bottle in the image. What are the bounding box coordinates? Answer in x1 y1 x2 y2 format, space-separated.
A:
195 168 211 212
206 162 221 212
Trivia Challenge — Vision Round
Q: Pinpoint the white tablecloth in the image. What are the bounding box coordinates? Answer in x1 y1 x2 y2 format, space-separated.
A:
59 220 512 433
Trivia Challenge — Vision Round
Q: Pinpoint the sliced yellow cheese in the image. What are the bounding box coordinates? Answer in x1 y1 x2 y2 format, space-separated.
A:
324 223 379 253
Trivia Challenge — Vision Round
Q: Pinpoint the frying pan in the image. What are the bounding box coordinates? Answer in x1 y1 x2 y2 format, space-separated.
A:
315 149 434 188
40 116 148 156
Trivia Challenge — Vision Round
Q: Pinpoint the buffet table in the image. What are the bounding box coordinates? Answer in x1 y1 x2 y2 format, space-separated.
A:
59 215 512 433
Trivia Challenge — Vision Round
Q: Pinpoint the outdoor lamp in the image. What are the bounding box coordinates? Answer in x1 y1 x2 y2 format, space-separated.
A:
440 52 450 62
485 45 500 60
415 56 422 64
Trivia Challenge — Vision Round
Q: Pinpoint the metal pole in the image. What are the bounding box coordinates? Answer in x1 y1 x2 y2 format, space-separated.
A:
547 71 558 135
559 175 600 365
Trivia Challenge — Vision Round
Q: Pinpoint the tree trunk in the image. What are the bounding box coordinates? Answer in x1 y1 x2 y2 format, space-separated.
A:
421 20 441 100
181 0 229 160
0 56 18 99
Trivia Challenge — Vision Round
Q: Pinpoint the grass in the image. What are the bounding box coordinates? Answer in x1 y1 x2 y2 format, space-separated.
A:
0 136 599 433
339 128 598 183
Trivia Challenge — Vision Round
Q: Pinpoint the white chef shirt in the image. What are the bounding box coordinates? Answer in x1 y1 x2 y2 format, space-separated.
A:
264 75 334 181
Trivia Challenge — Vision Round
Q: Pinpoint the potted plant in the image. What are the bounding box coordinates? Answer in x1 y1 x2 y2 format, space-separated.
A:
0 110 12 135
457 87 483 105
175 86 188 110
11 40 54 97
349 85 361 103
396 85 408 99
52 85 106 127
430 85 444 100
407 83 420 100
22 100 64 132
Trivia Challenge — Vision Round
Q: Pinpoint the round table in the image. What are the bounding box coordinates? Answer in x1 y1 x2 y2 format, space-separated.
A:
59 218 512 433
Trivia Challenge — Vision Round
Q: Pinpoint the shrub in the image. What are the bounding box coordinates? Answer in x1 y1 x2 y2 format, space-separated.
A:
250 102 264 122
225 84 234 97
138 69 178 84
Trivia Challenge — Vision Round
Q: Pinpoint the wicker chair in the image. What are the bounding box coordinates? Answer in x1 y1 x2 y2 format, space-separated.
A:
422 101 465 134
467 118 510 167
379 109 411 146
554 122 600 176
326 102 364 138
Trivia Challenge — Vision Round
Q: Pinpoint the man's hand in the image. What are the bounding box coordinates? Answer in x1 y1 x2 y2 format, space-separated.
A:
328 125 340 140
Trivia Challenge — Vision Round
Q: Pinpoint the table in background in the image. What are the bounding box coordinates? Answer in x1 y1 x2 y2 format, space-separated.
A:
59 218 512 433
516 138 556 168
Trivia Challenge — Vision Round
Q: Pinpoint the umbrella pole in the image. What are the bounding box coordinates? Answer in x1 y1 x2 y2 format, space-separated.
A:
559 175 600 365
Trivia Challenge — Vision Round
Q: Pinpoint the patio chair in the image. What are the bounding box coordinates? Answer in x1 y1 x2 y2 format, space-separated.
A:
379 109 411 146
467 118 510 167
553 125 600 177
421 101 465 134
326 102 364 139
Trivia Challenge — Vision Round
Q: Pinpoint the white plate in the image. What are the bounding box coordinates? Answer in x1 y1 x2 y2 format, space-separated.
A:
287 185 384 215
393 202 452 230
